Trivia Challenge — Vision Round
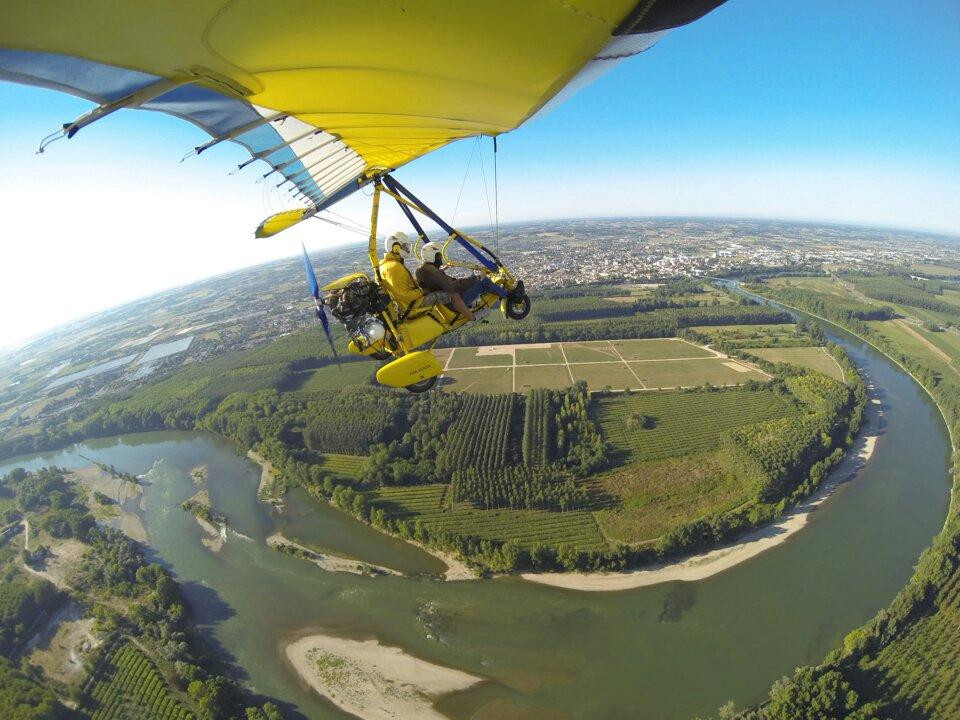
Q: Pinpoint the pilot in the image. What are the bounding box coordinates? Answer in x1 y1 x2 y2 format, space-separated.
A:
380 232 474 320
416 241 509 318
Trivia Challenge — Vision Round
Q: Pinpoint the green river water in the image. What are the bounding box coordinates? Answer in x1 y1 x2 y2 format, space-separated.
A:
1 322 951 719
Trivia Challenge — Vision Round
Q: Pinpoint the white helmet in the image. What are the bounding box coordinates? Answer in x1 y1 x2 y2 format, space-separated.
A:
386 231 411 258
420 241 445 266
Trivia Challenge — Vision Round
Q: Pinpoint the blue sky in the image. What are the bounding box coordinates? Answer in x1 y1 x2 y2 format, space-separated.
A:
1 0 958 348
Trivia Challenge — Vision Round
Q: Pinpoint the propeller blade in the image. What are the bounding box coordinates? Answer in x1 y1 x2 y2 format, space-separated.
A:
302 244 340 367
301 243 320 300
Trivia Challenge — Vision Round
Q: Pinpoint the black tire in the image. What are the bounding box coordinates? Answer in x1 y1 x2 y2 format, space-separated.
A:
405 375 438 393
505 293 531 320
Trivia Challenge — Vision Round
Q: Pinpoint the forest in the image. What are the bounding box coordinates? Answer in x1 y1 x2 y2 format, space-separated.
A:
0 467 285 720
730 278 960 720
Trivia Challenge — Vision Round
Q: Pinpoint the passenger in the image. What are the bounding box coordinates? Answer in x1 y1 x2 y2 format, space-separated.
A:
416 241 509 320
379 232 473 319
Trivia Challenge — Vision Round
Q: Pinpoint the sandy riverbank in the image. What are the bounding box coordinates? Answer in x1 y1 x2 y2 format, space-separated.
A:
184 488 226 552
521 428 879 592
285 633 481 720
267 533 398 577
71 466 148 542
247 449 282 506
404 539 475 581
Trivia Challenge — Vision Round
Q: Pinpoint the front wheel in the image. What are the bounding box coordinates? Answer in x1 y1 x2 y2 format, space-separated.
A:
505 293 531 320
405 375 438 393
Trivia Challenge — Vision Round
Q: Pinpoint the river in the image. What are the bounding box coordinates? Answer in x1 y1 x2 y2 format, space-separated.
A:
1 316 951 719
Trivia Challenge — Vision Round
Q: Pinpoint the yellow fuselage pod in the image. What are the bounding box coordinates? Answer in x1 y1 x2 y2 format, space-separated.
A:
376 350 443 388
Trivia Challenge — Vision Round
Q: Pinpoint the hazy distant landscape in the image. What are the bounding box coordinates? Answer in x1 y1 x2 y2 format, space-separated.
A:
2 217 959 719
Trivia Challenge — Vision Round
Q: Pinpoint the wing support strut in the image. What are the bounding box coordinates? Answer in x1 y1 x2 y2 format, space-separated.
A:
38 76 194 153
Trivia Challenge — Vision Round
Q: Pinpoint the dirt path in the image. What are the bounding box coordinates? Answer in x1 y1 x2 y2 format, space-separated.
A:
893 319 957 369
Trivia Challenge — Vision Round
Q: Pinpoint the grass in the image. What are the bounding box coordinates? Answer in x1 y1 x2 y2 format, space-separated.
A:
447 348 513 368
610 338 713 360
562 341 621 363
569 362 641 390
440 338 770 393
911 262 960 278
594 388 799 464
628 358 768 388
749 346 845 381
515 364 570 391
768 276 853 297
595 451 749 543
316 453 366 479
440 367 513 394
515 346 565 365
369 485 605 550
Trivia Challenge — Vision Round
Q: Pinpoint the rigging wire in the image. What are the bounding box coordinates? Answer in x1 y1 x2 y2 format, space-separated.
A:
476 136 495 237
451 136 479 225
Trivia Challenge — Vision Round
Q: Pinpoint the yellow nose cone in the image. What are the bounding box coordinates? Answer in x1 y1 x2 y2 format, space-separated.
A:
376 351 442 388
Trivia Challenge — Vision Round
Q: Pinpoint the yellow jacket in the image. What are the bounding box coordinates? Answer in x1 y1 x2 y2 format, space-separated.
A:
379 251 423 307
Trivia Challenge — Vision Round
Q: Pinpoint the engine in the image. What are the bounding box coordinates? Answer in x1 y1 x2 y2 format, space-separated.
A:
326 277 390 350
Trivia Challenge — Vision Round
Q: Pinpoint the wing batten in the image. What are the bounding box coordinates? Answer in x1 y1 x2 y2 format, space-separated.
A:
0 1 728 236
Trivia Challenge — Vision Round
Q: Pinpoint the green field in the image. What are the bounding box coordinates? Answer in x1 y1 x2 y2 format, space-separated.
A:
440 366 514 394
438 338 767 393
84 643 192 720
768 275 854 297
370 485 605 550
594 388 799 464
515 364 571 391
316 453 366 479
569 362 641 390
690 323 812 349
610 338 713 360
749 346 845 381
595 451 748 543
515 346 565 365
866 320 960 374
628 358 768 388
562 341 621 363
446 347 513 368
912 263 960 278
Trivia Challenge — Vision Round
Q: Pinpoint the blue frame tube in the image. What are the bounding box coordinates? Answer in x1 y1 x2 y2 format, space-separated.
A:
382 175 497 271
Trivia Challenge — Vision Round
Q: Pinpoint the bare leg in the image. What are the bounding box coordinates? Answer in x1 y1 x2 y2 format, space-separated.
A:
450 293 475 321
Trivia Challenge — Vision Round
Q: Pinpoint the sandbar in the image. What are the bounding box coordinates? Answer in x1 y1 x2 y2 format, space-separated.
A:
267 533 398 577
285 633 480 720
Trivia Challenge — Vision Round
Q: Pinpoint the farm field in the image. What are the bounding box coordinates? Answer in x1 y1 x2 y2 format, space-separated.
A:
437 338 767 393
593 388 799 464
316 453 366 479
768 275 854 297
749 346 845 381
911 262 960 278
369 485 605 550
595 450 748 543
440 366 514 394
866 320 960 374
628 358 768 387
83 642 192 720
690 323 811 349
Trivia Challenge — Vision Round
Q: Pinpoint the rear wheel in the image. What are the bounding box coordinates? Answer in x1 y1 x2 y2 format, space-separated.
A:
405 375 438 393
505 293 531 320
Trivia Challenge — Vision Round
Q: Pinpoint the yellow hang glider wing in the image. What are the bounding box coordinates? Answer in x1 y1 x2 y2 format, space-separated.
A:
0 1 726 237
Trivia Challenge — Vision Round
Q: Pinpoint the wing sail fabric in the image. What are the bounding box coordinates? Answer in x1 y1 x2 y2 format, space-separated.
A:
0 1 726 236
